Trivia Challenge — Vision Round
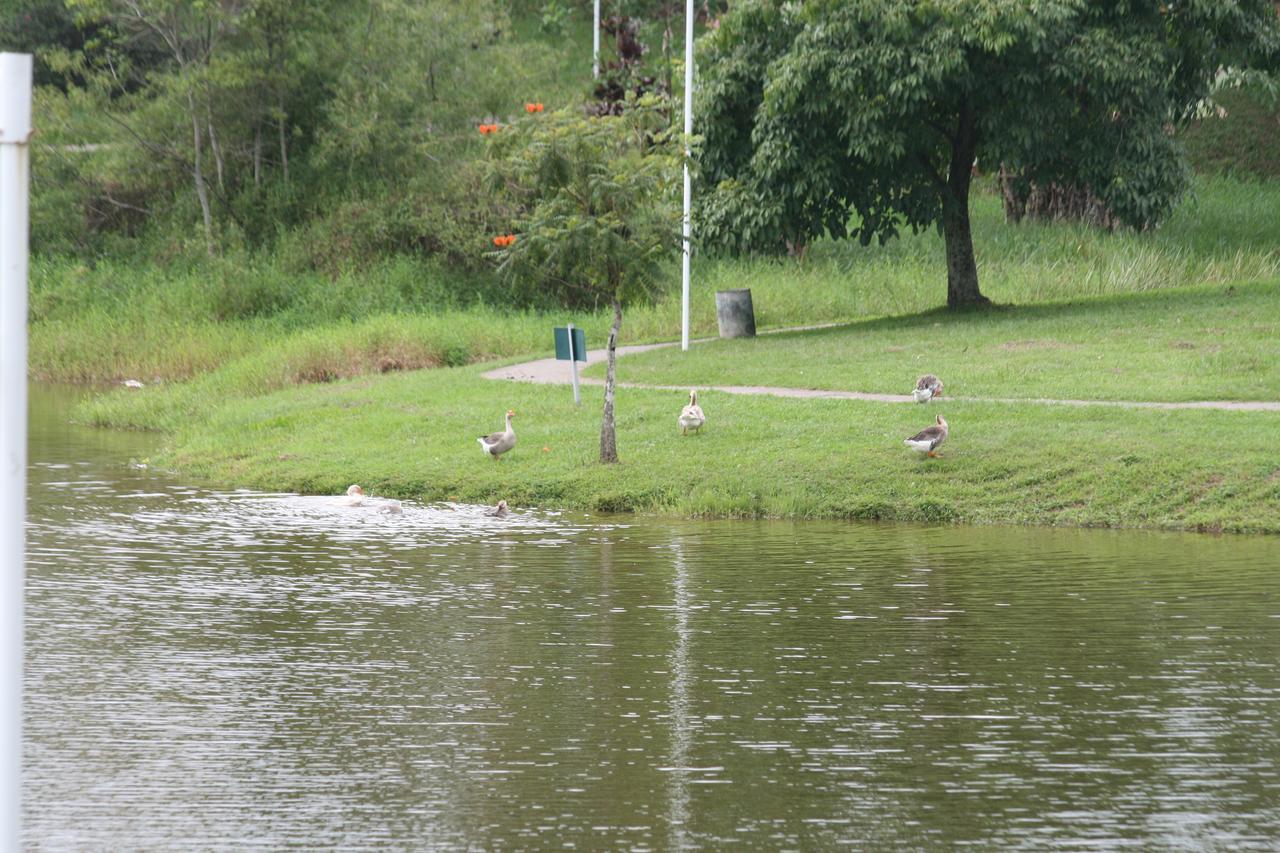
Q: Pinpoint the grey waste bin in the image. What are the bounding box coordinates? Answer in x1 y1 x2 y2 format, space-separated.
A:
715 289 756 339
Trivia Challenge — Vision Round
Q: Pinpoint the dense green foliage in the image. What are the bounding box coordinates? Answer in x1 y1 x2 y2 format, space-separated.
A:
487 96 682 309
695 0 1280 306
13 0 595 267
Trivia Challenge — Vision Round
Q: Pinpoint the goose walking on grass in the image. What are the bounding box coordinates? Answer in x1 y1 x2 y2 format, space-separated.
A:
478 410 517 461
678 390 706 435
913 374 944 403
905 415 949 458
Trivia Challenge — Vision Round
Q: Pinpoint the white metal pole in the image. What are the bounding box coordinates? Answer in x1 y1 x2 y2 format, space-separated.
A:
593 0 601 79
0 52 33 853
680 0 693 351
567 322 581 406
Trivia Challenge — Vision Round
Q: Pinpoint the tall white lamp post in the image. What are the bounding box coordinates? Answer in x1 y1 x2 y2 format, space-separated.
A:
0 51 33 851
680 0 693 351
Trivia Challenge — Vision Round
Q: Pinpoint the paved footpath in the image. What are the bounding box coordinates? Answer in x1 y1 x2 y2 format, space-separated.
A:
481 328 1280 413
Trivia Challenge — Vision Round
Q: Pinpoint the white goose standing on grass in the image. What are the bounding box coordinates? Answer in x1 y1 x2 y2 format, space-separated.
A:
905 415 949 458
678 389 706 435
478 409 517 461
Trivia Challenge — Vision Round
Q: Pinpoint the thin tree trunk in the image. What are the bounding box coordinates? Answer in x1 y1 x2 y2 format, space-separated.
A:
187 92 215 256
662 5 673 102
277 90 289 184
253 123 262 188
599 297 623 464
943 104 987 309
206 110 224 192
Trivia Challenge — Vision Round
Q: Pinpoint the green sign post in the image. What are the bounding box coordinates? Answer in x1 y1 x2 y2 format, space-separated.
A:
554 324 586 404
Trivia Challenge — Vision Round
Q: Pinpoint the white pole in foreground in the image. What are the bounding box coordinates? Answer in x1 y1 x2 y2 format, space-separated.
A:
593 0 601 79
680 0 693 351
0 52 33 852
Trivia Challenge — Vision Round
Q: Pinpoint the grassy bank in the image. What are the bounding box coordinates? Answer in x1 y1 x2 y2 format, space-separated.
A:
49 171 1280 534
587 279 1280 403
151 364 1280 534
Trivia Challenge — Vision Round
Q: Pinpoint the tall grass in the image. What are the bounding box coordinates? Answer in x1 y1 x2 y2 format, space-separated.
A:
37 175 1280 402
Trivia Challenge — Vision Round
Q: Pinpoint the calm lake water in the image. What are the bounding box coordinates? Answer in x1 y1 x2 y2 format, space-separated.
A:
24 384 1280 849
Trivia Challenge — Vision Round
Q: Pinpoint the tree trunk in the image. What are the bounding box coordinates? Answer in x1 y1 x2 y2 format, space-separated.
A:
206 112 224 192
599 297 623 464
277 90 290 184
253 124 262 188
187 93 215 256
943 104 987 309
942 195 983 308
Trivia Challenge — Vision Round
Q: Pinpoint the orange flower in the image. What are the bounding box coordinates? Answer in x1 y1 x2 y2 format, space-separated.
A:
535 103 544 112
525 103 536 113
479 123 500 135
506 235 517 246
492 236 504 247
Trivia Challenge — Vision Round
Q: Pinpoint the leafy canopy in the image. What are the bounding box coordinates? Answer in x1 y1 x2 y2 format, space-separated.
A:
696 0 1280 256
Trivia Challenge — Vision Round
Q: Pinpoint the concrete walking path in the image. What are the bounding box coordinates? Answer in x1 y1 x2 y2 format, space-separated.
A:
481 328 1280 413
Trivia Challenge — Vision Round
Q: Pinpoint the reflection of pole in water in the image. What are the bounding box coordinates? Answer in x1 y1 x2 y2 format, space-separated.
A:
665 538 693 849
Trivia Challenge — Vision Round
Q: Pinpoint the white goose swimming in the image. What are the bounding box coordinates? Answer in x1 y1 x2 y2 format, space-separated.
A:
344 484 401 513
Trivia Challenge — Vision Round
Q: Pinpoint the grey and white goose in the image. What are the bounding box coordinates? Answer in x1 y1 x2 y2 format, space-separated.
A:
904 415 948 458
478 410 517 460
913 374 944 403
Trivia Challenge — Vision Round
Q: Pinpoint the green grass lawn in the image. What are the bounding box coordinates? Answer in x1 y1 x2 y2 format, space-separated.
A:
153 364 1280 534
587 279 1280 403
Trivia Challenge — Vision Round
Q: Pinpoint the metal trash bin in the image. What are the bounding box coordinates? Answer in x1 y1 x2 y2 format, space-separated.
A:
715 288 756 339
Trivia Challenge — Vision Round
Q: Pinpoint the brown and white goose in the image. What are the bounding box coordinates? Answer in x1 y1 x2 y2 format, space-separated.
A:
904 415 949 458
478 410 517 460
678 389 706 435
913 374 944 403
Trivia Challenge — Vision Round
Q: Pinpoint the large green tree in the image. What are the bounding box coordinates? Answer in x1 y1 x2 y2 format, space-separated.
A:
696 0 1280 308
488 96 681 464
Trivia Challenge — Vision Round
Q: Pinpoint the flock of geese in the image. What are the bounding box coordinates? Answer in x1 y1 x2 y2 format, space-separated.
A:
343 373 949 515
